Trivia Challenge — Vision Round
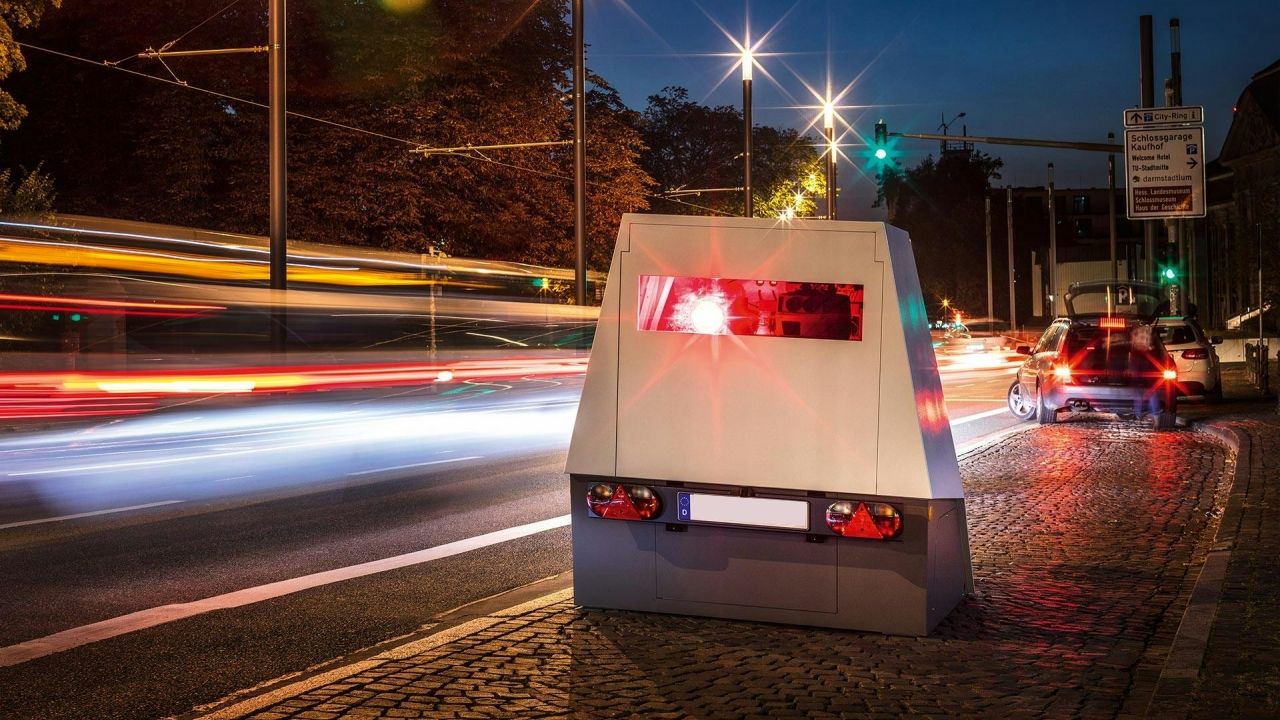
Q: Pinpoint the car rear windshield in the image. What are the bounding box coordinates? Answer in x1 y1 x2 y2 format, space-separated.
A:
1065 283 1164 318
1156 324 1199 345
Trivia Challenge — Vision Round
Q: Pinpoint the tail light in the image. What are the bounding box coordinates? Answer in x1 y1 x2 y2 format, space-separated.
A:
586 483 661 521
1163 368 1178 381
1099 317 1127 330
1181 348 1208 360
1053 365 1073 382
825 501 903 540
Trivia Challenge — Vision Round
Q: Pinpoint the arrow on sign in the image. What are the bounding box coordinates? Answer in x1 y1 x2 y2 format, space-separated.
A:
1130 112 1143 123
1187 157 1199 169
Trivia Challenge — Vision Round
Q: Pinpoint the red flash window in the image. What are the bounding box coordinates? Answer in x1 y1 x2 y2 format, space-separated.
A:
637 275 864 341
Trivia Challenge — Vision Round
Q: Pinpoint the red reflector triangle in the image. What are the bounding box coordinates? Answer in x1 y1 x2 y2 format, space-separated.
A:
839 502 885 539
601 483 642 520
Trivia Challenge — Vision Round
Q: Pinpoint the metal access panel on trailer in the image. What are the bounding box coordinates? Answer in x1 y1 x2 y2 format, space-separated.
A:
567 214 972 636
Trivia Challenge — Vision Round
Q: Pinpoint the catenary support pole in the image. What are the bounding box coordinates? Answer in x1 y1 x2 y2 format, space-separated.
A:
269 0 286 355
985 195 993 333
573 0 587 306
1007 187 1016 331
1048 163 1057 317
1140 15 1156 282
1108 132 1118 281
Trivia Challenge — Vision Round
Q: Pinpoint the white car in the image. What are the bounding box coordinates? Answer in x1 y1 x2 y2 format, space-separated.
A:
1155 316 1223 401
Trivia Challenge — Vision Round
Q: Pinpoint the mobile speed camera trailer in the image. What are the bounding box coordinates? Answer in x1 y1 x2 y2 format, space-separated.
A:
567 214 972 635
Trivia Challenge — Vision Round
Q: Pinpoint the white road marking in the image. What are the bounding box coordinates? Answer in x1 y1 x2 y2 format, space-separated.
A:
0 500 183 531
350 456 482 476
949 407 1011 426
0 514 572 668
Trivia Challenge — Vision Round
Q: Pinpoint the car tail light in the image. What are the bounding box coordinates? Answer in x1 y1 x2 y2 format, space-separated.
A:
1053 365 1073 382
586 483 661 521
825 501 903 540
1181 348 1208 360
1099 317 1127 330
1163 368 1178 381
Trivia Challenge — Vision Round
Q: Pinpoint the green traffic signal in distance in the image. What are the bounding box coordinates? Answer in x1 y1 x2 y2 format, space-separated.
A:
870 120 891 164
1163 267 1176 281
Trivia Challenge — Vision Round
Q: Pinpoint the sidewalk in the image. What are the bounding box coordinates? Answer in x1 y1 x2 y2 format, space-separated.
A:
184 395 1279 720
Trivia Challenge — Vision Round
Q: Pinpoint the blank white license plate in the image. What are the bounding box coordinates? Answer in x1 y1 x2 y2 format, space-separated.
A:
675 492 809 530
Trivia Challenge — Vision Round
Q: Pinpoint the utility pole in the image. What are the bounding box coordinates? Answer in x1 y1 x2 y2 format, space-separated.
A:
985 195 993 333
1140 15 1156 283
1169 17 1186 314
1048 163 1057 317
1007 187 1016 331
1108 132 1118 281
572 0 587 306
269 0 287 355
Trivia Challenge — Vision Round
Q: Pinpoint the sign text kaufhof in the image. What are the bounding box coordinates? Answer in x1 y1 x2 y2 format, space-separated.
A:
1124 125 1206 219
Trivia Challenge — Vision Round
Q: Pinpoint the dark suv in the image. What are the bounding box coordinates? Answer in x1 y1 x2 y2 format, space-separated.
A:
1007 280 1178 429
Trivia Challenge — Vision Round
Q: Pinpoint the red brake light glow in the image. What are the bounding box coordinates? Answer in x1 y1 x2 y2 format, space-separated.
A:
1163 368 1178 381
586 483 661 521
1181 348 1208 360
637 275 864 341
825 500 903 540
1099 317 1127 330
1053 365 1073 381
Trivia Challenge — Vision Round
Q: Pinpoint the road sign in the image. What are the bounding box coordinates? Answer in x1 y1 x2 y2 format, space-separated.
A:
1124 125 1206 219
1123 105 1204 128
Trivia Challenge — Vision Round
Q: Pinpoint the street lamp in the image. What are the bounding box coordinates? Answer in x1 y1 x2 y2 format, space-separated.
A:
938 111 966 154
742 42 753 217
823 100 837 220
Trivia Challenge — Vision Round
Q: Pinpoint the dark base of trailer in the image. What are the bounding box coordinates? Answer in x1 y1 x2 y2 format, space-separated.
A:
570 475 973 636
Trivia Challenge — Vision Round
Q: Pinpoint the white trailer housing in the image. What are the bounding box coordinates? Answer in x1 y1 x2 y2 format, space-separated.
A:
567 214 972 635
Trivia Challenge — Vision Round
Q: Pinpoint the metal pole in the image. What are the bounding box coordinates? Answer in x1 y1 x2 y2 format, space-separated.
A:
1048 163 1057 317
572 0 587 306
743 77 753 217
268 0 286 355
985 195 993 333
1171 18 1187 311
890 131 1121 154
1108 132 1118 281
825 126 836 220
1007 187 1016 331
1140 15 1156 283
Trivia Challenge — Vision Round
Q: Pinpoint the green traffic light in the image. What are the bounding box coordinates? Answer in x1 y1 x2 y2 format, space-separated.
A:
71 313 82 322
1163 268 1176 280
52 313 61 321
874 148 888 160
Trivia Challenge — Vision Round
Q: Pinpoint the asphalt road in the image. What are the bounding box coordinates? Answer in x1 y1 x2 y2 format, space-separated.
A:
0 357 1024 719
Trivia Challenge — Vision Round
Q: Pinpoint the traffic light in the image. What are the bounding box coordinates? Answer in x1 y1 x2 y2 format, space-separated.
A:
873 120 888 161
1162 266 1176 281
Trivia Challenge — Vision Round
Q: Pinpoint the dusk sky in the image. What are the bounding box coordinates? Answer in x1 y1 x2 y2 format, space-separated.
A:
585 0 1280 217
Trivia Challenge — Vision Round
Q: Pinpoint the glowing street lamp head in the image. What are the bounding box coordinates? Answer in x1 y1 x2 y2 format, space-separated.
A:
741 46 753 81
822 101 835 131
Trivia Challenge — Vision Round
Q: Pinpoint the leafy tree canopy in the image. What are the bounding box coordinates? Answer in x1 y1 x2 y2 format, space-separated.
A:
878 150 1003 313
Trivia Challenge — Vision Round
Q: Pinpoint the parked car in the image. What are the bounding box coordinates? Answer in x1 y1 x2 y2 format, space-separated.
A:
1154 316 1223 401
1007 280 1179 430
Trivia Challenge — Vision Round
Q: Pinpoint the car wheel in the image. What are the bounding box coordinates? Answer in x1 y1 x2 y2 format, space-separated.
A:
1036 382 1056 425
1153 410 1178 430
1007 381 1036 421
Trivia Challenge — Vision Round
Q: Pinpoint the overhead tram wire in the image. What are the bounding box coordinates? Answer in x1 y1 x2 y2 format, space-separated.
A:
106 0 250 67
17 41 735 218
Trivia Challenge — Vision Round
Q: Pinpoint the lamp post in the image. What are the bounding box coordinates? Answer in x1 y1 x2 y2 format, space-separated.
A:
268 0 286 355
742 44 753 218
572 0 587 306
824 101 836 220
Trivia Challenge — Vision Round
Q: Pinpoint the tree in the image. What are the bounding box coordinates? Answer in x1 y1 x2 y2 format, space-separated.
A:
3 0 650 271
639 86 824 218
878 151 1003 314
0 0 60 132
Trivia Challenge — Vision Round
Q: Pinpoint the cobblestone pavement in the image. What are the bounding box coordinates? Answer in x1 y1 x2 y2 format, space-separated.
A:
1162 417 1280 720
203 417 1242 720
